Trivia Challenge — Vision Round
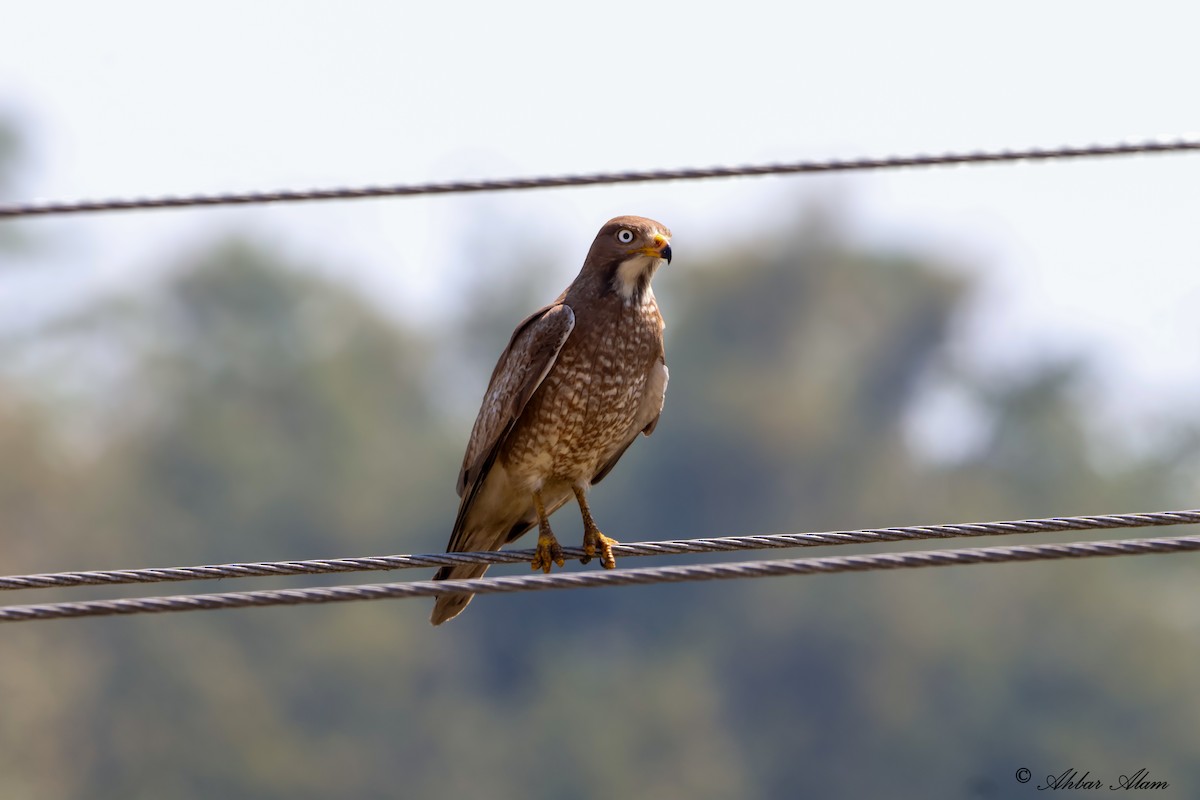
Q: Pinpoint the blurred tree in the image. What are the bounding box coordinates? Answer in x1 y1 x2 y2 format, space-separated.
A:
117 241 455 560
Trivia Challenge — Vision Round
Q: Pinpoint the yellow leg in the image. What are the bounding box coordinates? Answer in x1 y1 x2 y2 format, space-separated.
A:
530 490 565 573
573 486 618 570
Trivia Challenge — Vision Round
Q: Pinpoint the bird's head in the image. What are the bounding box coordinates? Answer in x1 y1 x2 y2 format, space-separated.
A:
584 215 672 304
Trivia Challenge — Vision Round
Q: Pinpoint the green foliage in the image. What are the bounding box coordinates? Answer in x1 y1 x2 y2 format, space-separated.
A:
2 199 1198 798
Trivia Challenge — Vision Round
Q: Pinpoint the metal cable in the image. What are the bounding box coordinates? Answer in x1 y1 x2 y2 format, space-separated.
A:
2 138 1198 219
4 508 1198 592
1 533 1196 623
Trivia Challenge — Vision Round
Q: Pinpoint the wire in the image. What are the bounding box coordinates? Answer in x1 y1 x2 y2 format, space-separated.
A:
2 137 1198 219
4 508 1197 591
1 533 1196 623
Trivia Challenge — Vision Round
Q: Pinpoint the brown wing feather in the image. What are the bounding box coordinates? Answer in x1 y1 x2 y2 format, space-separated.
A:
443 304 575 556
457 303 575 495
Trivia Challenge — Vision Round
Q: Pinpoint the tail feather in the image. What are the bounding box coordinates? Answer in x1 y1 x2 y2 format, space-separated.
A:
430 563 491 625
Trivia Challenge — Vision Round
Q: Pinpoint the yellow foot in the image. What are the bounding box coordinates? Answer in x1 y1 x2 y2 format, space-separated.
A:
582 528 619 570
531 529 565 573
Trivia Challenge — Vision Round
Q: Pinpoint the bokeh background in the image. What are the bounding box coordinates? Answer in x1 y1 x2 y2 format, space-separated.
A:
3 2 1200 798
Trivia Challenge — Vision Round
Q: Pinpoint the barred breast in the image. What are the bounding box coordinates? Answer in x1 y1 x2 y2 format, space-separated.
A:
501 296 662 489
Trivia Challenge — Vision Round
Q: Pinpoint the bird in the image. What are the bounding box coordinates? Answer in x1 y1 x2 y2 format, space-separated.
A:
430 215 672 625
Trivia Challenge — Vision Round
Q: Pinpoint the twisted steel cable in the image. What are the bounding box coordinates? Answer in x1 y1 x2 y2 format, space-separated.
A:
2 138 1198 219
3 509 1198 592
2 534 1197 623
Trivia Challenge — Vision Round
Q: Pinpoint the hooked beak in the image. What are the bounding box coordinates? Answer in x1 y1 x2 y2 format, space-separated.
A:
635 233 672 264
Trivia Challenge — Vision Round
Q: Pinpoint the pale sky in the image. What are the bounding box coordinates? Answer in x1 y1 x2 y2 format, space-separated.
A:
3 0 1200 441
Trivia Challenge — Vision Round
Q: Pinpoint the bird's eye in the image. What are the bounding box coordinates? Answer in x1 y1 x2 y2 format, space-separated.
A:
616 229 635 244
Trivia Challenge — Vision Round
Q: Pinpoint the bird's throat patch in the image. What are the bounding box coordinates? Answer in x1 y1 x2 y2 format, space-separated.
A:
612 255 664 304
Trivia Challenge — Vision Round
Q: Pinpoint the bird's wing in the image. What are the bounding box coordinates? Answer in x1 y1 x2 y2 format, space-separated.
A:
591 354 668 485
456 302 576 499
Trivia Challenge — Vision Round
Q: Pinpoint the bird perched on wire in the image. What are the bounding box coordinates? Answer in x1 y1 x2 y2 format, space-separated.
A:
430 216 673 625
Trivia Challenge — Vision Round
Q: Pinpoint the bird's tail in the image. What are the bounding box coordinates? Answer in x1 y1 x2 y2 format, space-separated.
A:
429 563 490 625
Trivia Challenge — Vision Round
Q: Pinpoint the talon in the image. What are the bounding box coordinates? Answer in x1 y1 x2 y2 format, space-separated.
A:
530 489 565 573
597 532 618 570
582 527 619 570
533 530 564 573
573 485 618 570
